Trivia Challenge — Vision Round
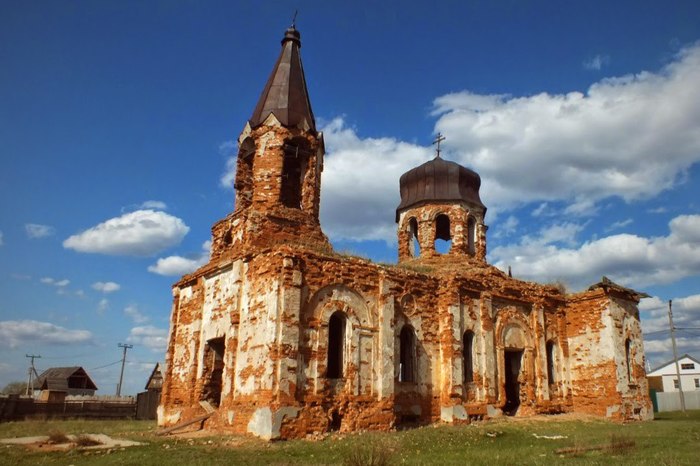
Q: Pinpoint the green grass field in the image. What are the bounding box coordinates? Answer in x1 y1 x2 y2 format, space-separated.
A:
1 411 698 465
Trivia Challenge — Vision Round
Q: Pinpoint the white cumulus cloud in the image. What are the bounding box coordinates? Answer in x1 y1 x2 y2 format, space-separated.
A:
92 281 121 293
63 209 189 256
25 223 55 238
148 240 211 276
0 320 93 348
605 218 633 232
297 43 700 245
124 304 149 324
433 43 700 216
320 118 431 242
583 54 611 70
97 298 109 315
219 141 238 189
40 277 70 287
127 326 168 352
139 200 167 210
491 214 700 291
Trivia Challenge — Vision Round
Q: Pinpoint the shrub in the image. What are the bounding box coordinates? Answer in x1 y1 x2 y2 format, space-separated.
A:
74 434 102 447
344 441 393 466
609 434 635 455
47 430 70 444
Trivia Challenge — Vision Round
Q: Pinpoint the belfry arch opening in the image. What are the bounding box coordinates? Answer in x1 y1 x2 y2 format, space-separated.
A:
234 138 255 210
327 311 346 379
467 216 477 255
399 325 417 382
408 217 420 257
280 138 311 209
434 214 452 254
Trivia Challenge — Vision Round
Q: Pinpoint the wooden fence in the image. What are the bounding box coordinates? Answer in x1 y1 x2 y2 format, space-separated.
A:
0 395 137 421
136 390 161 420
650 390 700 412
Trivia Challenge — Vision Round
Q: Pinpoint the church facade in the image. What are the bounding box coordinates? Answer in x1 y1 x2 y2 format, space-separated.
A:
159 26 652 440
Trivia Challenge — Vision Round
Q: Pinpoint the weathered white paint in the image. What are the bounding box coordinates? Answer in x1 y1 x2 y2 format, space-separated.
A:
247 406 301 440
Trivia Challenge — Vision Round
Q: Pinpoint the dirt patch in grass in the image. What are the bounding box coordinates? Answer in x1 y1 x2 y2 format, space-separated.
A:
1 433 142 452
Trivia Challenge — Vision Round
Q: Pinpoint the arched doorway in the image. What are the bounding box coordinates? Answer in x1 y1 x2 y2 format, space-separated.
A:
501 324 528 416
503 350 523 415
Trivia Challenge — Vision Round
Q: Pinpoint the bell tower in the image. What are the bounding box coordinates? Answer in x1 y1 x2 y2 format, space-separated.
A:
211 26 330 259
395 137 487 264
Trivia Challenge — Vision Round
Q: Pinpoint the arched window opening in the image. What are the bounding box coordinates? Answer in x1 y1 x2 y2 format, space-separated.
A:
201 337 225 407
434 214 452 254
467 216 477 255
546 340 556 385
399 325 416 382
280 139 310 209
234 138 255 210
463 330 474 383
329 411 342 431
223 228 233 246
408 217 420 257
327 312 346 379
625 338 632 382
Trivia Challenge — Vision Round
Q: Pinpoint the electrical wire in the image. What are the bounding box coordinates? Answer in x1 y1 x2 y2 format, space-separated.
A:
89 360 122 370
40 353 98 360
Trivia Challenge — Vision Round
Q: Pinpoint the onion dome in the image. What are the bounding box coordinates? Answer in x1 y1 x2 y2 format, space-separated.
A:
396 156 485 221
249 26 316 131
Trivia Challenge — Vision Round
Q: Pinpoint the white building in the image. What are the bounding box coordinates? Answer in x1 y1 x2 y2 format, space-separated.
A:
647 354 700 392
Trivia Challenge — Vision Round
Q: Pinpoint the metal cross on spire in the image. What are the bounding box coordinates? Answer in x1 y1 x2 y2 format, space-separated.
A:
432 133 446 158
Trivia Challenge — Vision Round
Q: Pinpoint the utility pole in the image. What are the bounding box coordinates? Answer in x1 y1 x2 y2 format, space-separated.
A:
668 300 686 413
25 354 41 397
116 343 133 397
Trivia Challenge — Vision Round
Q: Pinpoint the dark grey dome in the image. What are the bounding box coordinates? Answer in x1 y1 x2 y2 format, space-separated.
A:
396 156 485 221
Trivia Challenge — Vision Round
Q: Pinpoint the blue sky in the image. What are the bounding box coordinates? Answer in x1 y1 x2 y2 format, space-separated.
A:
2 0 700 395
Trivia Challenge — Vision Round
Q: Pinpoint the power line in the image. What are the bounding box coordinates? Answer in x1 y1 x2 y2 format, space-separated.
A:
40 352 98 360
89 360 123 370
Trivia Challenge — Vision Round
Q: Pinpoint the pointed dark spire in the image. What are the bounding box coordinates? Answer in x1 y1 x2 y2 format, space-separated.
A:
250 26 316 131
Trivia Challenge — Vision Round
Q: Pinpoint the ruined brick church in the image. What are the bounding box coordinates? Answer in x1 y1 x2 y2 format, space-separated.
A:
159 26 652 439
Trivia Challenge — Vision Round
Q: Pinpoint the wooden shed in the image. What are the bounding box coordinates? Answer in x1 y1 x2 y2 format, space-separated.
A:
35 367 98 401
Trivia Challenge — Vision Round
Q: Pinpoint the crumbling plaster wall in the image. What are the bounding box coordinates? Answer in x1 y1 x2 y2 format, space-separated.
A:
210 119 330 263
565 290 652 420
397 204 487 263
160 238 648 439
